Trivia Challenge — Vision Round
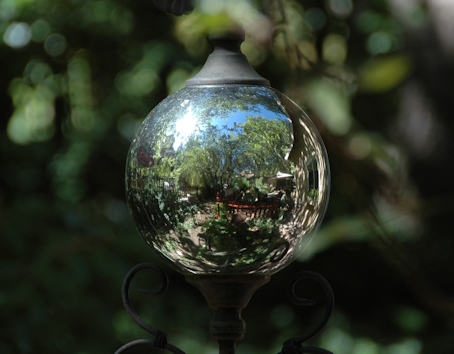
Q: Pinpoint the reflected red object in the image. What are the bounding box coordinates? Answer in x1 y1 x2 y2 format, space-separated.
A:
137 146 154 167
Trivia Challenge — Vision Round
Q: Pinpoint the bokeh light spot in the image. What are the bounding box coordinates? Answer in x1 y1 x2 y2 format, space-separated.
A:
166 67 193 94
31 63 52 85
7 97 56 145
298 40 318 68
3 22 32 49
0 0 16 21
91 0 114 23
115 68 161 97
352 338 380 354
200 0 225 16
385 338 422 354
24 59 53 85
323 34 347 65
394 306 428 333
328 0 353 18
110 7 135 35
358 55 413 93
31 19 51 42
321 327 354 353
104 198 128 223
348 134 372 160
270 304 294 328
45 33 67 56
305 79 353 136
117 113 142 141
305 8 326 31
367 31 392 55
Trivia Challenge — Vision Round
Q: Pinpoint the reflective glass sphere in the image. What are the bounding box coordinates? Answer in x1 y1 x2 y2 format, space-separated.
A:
125 84 330 275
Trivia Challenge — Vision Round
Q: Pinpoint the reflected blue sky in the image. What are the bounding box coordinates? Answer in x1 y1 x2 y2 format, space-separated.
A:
172 104 290 150
212 105 289 129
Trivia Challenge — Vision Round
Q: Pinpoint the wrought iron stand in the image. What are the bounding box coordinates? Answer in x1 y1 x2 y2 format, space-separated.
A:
115 263 334 354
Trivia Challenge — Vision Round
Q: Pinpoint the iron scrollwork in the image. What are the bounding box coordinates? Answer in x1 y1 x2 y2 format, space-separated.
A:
115 265 334 354
115 263 185 354
279 271 335 354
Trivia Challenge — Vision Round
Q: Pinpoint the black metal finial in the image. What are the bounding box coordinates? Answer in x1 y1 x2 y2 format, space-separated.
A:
185 29 270 86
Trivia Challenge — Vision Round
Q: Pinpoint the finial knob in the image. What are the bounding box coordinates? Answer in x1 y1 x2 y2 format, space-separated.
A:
186 30 270 86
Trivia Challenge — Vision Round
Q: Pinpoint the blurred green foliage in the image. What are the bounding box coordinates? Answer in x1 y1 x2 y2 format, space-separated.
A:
1 0 454 353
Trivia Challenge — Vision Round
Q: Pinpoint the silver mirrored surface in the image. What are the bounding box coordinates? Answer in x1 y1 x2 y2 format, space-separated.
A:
125 85 330 275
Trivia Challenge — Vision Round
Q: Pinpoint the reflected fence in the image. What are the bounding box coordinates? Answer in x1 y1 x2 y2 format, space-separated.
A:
216 192 280 219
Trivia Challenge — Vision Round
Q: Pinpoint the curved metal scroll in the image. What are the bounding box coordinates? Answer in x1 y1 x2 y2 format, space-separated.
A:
279 271 335 354
115 263 185 354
